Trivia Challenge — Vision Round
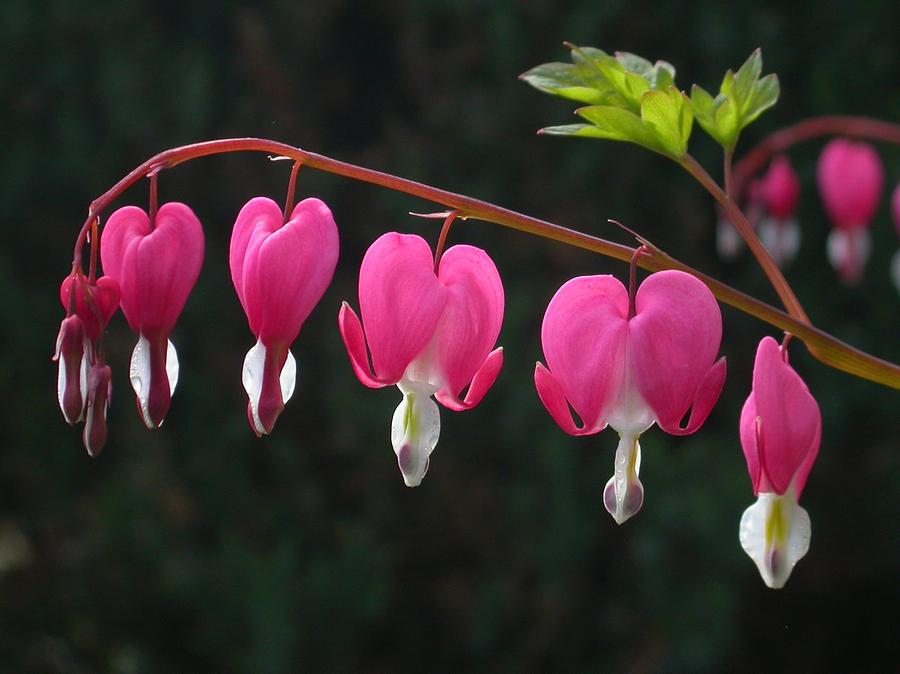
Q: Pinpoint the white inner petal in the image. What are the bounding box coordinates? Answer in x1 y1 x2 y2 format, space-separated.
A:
739 491 811 589
759 217 800 266
242 340 297 434
603 433 644 525
130 335 179 428
391 388 441 487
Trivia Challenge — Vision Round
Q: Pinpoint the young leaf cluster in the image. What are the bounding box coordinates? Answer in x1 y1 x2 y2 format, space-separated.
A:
690 49 780 152
522 45 779 157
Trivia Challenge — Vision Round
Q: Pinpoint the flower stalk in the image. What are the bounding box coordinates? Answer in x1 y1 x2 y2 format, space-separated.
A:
72 137 900 389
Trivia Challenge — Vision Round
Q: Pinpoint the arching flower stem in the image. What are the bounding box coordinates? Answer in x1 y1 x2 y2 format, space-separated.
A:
71 138 900 389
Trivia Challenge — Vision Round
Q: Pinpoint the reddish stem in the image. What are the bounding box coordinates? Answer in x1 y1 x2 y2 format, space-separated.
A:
283 160 303 223
148 171 158 231
70 137 900 389
433 211 459 274
734 116 900 197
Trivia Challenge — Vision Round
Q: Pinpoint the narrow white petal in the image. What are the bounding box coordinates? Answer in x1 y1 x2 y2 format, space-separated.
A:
242 340 266 435
717 218 743 260
391 389 441 487
740 492 811 589
130 335 153 427
759 217 800 266
165 339 179 395
827 228 871 281
281 349 297 403
130 335 178 428
603 433 644 525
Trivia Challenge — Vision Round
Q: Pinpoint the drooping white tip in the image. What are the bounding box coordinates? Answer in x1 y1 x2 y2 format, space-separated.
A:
241 339 297 435
130 334 179 428
603 433 644 525
739 492 811 589
390 389 440 487
758 217 800 266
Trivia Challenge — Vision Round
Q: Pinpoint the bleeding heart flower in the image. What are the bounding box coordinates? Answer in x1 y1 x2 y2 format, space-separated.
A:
53 274 120 425
338 232 504 487
758 155 801 266
534 270 726 524
739 336 821 589
817 139 884 283
100 203 204 428
229 196 339 436
83 363 112 457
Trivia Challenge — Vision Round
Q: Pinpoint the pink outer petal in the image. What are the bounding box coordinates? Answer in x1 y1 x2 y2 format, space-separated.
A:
431 244 504 407
60 276 121 343
629 270 724 435
534 362 603 436
436 347 503 411
739 394 764 493
816 139 884 230
229 197 281 324
762 155 800 220
338 302 392 388
101 204 204 334
538 275 628 434
239 197 339 344
743 336 821 497
356 233 447 383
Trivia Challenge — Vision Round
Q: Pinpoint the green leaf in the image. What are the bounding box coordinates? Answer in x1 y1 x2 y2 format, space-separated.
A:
519 62 611 105
690 49 779 150
640 87 693 157
538 123 613 138
732 48 762 108
615 52 653 76
575 105 653 146
647 61 676 90
743 73 780 126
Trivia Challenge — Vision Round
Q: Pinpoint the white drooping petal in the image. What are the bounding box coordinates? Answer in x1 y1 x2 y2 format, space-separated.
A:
391 387 441 487
57 350 89 425
241 339 297 435
739 491 811 589
603 433 644 525
758 217 800 266
130 334 179 428
827 228 871 282
717 217 743 260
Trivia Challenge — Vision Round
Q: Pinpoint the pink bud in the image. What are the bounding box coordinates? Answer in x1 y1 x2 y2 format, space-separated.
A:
83 364 112 457
53 315 88 424
739 336 821 588
817 139 884 231
59 275 120 344
229 197 339 435
740 337 820 498
100 203 204 428
761 156 800 220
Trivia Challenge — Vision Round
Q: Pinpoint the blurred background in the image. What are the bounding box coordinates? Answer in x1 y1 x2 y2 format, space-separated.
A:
3 0 899 671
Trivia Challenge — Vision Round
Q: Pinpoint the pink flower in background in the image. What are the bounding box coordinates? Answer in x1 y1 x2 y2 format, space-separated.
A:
53 275 120 426
534 270 726 523
817 139 884 283
339 232 504 487
739 336 821 589
758 155 801 265
230 197 339 436
101 203 205 429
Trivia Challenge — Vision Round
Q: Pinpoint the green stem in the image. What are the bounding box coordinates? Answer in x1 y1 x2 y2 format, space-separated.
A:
73 138 899 389
680 153 810 324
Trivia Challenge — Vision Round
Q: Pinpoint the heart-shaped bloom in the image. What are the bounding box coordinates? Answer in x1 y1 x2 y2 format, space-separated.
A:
817 139 884 283
229 196 339 435
53 275 120 425
739 336 821 589
758 155 801 266
534 270 726 524
338 232 504 486
100 203 204 428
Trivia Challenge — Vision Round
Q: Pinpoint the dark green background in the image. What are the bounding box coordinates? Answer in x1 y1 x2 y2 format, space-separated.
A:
3 1 898 671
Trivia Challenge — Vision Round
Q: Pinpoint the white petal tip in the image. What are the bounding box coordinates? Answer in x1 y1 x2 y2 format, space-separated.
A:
740 493 811 589
391 390 440 488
